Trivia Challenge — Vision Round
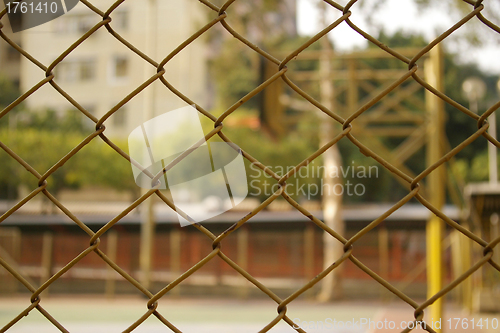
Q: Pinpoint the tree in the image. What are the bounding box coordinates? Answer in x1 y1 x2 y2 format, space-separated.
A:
207 11 498 203
335 29 499 201
0 109 137 201
0 75 19 109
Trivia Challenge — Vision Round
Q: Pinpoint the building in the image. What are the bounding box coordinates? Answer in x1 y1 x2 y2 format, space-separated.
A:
5 0 299 138
17 0 208 138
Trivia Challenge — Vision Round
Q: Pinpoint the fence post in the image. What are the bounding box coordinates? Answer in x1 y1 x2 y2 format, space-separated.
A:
304 224 315 298
317 53 344 301
379 225 389 301
170 227 181 296
317 3 344 302
40 232 54 296
140 199 155 290
237 225 249 298
0 228 22 293
424 43 445 332
139 0 158 292
106 230 118 298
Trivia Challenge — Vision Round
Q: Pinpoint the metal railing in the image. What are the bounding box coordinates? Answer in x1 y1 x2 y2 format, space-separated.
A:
0 0 499 332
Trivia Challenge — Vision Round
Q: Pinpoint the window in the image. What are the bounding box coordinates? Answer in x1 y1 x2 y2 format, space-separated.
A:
55 10 127 34
114 57 128 78
56 59 96 83
80 61 95 80
109 56 129 84
56 13 95 33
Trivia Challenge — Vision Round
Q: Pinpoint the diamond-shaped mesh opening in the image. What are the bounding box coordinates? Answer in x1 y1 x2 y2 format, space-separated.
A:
0 0 499 331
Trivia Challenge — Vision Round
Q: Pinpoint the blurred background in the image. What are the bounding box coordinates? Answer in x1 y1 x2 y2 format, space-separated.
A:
0 0 499 332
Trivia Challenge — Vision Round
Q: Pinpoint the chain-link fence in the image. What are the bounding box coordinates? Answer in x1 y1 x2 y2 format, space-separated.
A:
1 0 499 332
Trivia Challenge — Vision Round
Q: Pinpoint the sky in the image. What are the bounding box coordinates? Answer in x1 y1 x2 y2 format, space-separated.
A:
296 0 500 76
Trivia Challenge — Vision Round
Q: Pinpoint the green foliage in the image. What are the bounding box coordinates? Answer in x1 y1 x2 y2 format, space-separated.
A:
1 23 495 205
289 29 500 203
214 116 319 201
374 30 428 49
452 150 500 184
208 25 499 203
0 110 136 199
209 41 259 110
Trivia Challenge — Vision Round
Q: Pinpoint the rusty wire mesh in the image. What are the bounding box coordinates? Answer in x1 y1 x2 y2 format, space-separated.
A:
0 0 500 332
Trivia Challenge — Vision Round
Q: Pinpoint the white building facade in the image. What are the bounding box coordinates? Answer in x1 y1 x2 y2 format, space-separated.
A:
19 0 208 138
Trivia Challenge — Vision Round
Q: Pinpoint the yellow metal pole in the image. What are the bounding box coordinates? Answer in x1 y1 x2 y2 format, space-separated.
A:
424 44 445 332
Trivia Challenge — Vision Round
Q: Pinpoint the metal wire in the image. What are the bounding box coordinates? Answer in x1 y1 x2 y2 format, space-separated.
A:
1 0 499 332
